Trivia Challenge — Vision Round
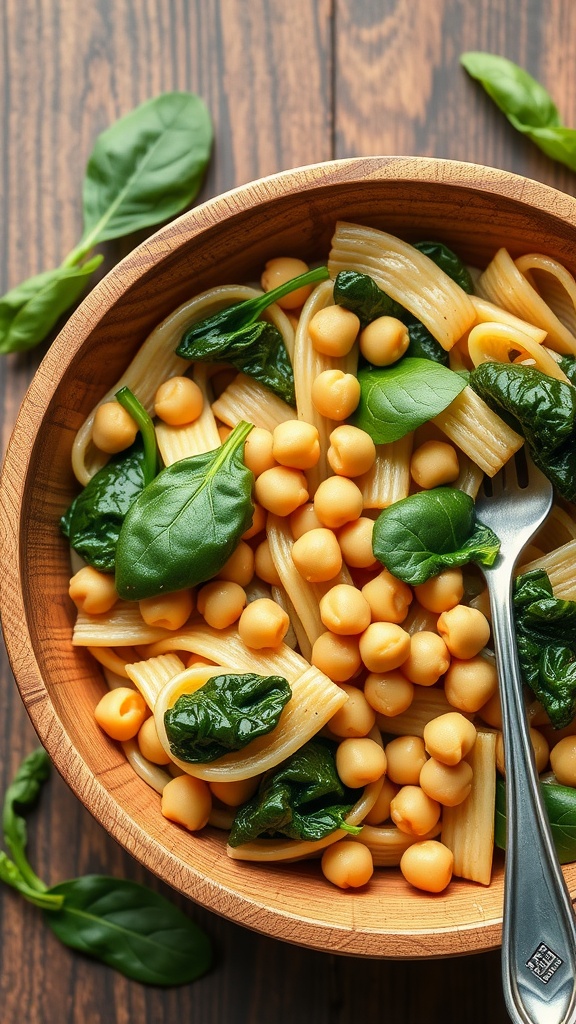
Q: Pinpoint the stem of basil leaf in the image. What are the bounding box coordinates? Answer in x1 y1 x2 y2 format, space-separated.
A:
251 265 329 315
115 386 158 486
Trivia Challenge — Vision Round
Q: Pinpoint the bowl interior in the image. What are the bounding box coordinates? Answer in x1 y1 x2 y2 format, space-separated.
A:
4 156 576 958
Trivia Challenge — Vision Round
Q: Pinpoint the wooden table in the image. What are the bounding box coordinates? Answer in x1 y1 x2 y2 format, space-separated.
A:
2 2 576 1021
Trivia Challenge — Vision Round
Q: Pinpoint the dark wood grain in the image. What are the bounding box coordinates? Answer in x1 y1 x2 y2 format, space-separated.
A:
1 0 576 1020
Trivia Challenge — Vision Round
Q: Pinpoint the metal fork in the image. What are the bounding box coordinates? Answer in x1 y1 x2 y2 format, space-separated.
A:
475 450 576 1024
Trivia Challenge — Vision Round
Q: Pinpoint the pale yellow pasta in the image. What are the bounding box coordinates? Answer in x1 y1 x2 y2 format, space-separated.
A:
432 386 523 476
469 294 548 342
155 363 220 464
328 221 476 351
441 730 497 885
358 433 414 508
125 652 188 708
518 540 576 598
453 452 484 499
351 822 442 867
534 505 576 552
74 602 173 646
212 373 297 431
271 584 312 662
466 321 570 383
121 737 173 794
376 686 470 738
87 644 141 679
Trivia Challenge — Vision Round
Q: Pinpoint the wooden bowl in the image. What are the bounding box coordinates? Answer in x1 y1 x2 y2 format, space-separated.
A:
3 156 576 958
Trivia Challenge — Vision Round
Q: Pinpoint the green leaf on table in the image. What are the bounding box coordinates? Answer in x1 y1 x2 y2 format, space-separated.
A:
0 257 103 354
351 358 467 443
45 875 212 986
460 52 576 171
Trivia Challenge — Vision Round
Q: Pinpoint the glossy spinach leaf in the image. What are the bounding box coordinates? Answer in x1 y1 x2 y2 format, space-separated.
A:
352 358 467 443
405 319 449 366
514 570 576 728
61 443 147 573
45 875 211 986
559 355 576 384
164 673 292 763
228 740 361 847
332 270 405 327
0 257 103 354
495 778 576 864
115 420 254 600
413 241 474 293
372 487 500 585
460 52 576 172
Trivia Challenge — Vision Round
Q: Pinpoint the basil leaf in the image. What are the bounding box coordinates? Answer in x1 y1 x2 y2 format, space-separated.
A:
460 52 576 172
0 257 103 355
79 93 212 248
115 420 254 600
495 778 576 864
372 487 500 585
229 740 361 847
164 673 292 763
413 241 474 294
44 876 211 986
352 358 467 443
61 443 147 573
3 748 51 894
332 270 405 327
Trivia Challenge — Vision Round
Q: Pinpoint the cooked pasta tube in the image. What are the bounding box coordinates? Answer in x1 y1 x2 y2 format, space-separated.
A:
432 386 523 476
454 452 484 499
441 729 497 885
328 222 476 351
358 434 413 508
517 539 576 598
87 645 142 679
211 373 297 430
155 363 221 464
534 504 576 552
271 584 312 662
376 687 470 738
469 294 548 342
74 602 175 646
516 253 576 343
466 321 570 383
351 822 442 867
125 652 189 707
476 248 576 356
121 738 173 795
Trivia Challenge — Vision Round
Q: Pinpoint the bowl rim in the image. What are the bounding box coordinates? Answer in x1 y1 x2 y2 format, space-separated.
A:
3 154 576 958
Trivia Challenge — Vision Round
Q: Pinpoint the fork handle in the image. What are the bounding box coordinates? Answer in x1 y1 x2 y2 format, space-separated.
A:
489 573 576 1024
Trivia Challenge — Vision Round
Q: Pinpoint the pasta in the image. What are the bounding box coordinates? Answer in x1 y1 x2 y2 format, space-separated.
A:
63 226 576 895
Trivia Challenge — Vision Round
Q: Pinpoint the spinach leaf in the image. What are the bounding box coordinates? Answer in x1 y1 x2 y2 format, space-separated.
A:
460 52 576 172
164 673 292 763
559 355 576 385
405 319 449 366
176 266 328 405
514 570 576 728
61 443 147 573
0 257 103 355
45 876 211 986
0 93 212 355
352 358 467 443
228 740 361 847
495 777 576 864
470 361 576 500
332 270 405 327
115 420 254 600
413 241 474 293
372 487 500 585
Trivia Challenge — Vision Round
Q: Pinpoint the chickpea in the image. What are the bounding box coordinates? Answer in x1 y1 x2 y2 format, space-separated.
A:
477 689 502 729
337 518 378 569
321 839 374 889
139 589 194 630
260 256 312 309
364 671 414 717
216 540 255 587
308 304 360 357
218 424 232 443
359 316 410 366
242 502 267 540
69 566 118 615
400 840 453 893
361 569 413 624
328 683 376 738
423 713 477 766
327 425 376 478
197 581 246 629
92 401 138 454
272 420 320 470
385 735 428 786
137 716 171 765
469 586 492 622
390 785 441 836
550 736 576 786
311 631 362 682
444 655 498 713
291 528 342 583
497 728 550 776
359 622 411 673
255 465 309 516
414 568 464 613
336 737 387 788
364 777 399 825
437 604 491 659
311 369 361 420
314 476 364 529
419 757 473 807
319 584 372 635
243 426 277 476
209 777 260 807
94 687 147 741
161 775 212 831
154 375 203 425
401 631 450 687
289 502 324 539
254 539 281 586
238 598 290 649
410 441 460 489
